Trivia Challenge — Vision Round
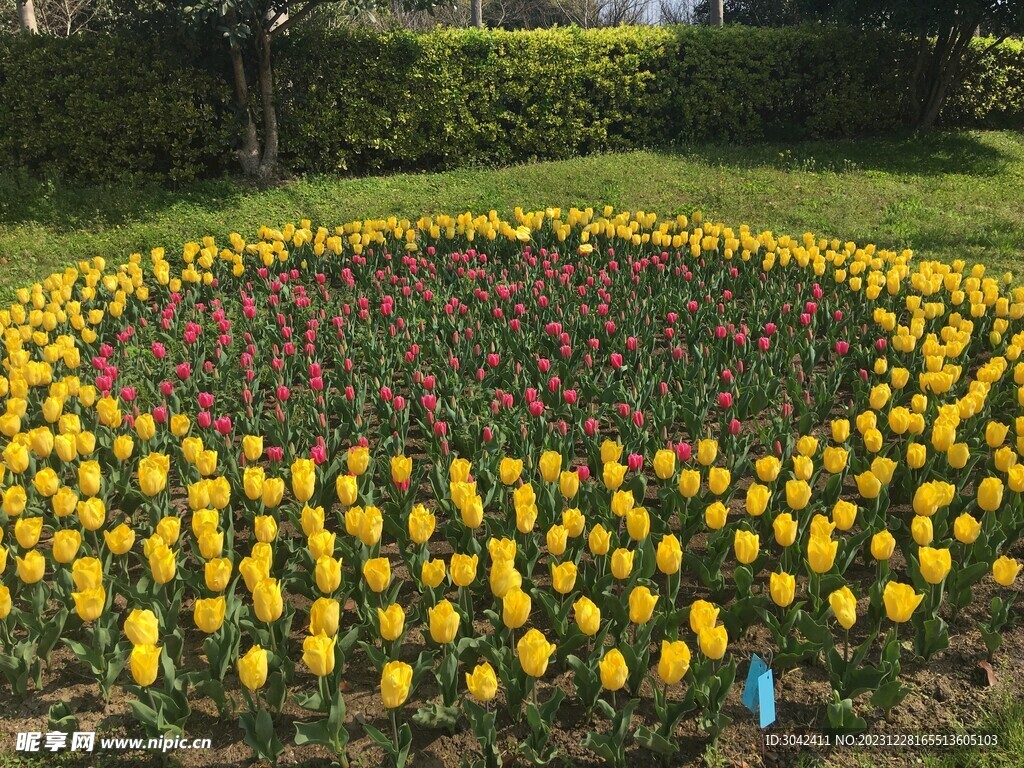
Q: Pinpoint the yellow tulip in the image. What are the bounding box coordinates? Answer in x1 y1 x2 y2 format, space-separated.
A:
538 451 562 483
499 457 523 485
602 461 626 490
769 572 796 607
653 449 676 480
658 639 691 685
450 553 479 588
315 556 343 594
461 494 484 529
347 446 370 476
301 505 326 537
253 578 284 622
689 599 719 634
466 662 498 702
502 587 531 629
421 559 446 589
628 586 659 624
611 548 634 580
291 458 316 503
335 474 358 506
705 501 728 530
378 604 406 641
832 500 858 531
390 455 412 485
573 596 601 636
708 467 730 495
601 440 623 465
745 483 770 517
854 471 881 499
149 546 177 584
883 581 923 623
310 597 341 636
429 599 460 644
870 530 896 561
588 524 611 556
551 561 577 595
261 477 285 508
17 550 45 583
357 506 383 547
678 469 701 498
656 534 682 575
546 524 568 557
698 625 728 660
194 596 227 633
33 468 60 497
138 453 170 496
130 644 161 687
558 470 580 499
302 633 336 677
696 439 717 466
205 558 232 592
124 609 159 646
2 485 26 516
381 660 413 708
308 530 336 560
14 516 43 549
755 456 781 482
599 648 628 691
807 534 838 574
733 529 759 565
517 629 556 677
243 466 265 500
610 489 634 518
489 560 522 599
918 547 952 585
242 435 263 462
823 446 848 474
953 513 982 544
408 504 435 545
53 529 82 563
993 556 1022 586
829 586 857 629
912 515 934 546
978 477 1004 512
239 646 269 691
515 503 537 534
73 586 106 622
156 516 180 546
449 458 471 484
785 479 811 510
626 506 650 541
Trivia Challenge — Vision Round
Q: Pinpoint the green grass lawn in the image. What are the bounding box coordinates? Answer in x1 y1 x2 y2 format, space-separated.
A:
1 129 1023 303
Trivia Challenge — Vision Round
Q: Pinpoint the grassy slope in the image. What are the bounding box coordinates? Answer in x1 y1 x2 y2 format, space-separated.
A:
1 130 1023 303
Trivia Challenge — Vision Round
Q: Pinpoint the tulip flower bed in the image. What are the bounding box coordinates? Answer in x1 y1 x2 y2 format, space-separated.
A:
2 207 1024 766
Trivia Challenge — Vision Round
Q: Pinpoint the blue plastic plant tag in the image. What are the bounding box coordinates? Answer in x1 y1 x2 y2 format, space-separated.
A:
758 669 776 728
742 654 768 713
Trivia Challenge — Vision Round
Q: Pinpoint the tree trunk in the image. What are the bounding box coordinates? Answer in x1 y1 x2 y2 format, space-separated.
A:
917 21 977 130
226 22 261 178
471 0 483 27
709 0 723 26
256 27 279 181
17 0 39 32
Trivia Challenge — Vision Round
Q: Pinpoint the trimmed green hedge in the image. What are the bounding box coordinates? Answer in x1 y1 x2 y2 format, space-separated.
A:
0 26 1021 182
0 34 234 183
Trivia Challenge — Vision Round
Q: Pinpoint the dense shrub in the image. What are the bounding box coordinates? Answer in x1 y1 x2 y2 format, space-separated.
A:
0 26 1020 182
942 38 1024 130
0 34 234 183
